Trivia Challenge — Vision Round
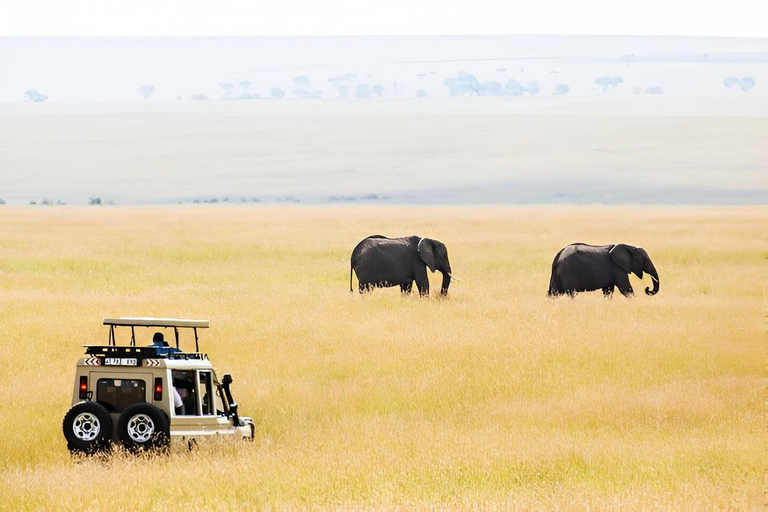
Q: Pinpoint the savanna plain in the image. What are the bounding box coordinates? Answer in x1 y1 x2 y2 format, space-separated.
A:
0 205 764 509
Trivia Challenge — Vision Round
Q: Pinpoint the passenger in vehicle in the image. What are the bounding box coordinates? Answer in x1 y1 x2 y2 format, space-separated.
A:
149 332 181 355
150 332 169 347
173 384 184 415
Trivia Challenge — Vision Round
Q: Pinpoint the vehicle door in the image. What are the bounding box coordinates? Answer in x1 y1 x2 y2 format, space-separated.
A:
171 369 235 436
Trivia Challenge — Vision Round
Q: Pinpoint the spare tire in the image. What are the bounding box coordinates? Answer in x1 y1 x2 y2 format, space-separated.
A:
117 403 170 451
62 401 113 454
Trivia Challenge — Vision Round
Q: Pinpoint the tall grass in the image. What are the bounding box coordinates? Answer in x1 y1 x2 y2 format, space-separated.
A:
0 206 764 508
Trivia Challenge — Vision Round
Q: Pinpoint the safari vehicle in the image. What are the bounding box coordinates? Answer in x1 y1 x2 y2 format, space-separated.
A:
62 318 254 453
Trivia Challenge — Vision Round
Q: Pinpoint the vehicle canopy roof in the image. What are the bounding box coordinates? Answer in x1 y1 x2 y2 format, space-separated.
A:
102 317 209 352
103 317 209 328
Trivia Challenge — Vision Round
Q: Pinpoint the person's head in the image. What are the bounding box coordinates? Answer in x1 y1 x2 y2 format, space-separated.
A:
153 332 169 346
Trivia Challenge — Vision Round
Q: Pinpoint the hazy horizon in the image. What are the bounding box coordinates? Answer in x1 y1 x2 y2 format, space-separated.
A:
2 35 767 103
2 35 766 206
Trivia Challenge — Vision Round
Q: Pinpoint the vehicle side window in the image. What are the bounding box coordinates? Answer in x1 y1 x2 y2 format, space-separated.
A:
97 379 145 413
172 370 198 416
199 371 214 415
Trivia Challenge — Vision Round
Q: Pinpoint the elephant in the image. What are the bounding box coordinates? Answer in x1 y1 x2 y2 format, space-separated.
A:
350 235 452 296
548 243 659 298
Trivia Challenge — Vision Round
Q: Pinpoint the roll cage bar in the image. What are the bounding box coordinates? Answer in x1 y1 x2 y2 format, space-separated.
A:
103 317 209 352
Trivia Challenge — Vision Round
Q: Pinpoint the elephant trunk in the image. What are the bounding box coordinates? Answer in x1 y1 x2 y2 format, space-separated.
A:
645 259 660 296
440 264 452 295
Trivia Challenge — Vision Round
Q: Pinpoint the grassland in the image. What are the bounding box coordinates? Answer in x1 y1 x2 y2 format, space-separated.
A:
0 205 764 509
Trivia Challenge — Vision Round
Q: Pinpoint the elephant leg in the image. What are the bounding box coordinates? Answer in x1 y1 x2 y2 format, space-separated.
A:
401 282 413 295
359 283 372 294
619 286 634 297
602 285 614 298
616 276 634 297
413 267 430 297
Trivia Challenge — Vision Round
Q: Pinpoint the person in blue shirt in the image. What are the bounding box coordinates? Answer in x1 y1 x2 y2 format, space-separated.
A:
149 332 181 355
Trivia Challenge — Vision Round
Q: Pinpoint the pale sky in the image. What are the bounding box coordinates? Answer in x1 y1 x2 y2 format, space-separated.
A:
1 0 767 38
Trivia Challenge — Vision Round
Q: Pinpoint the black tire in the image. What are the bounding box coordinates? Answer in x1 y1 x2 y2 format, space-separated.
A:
62 401 113 454
117 403 170 451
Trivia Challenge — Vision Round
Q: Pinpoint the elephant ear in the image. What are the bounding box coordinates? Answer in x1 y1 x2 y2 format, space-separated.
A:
608 244 632 273
418 238 437 273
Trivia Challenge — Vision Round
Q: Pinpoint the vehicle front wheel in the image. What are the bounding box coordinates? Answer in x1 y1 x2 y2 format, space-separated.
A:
117 403 169 451
62 401 113 454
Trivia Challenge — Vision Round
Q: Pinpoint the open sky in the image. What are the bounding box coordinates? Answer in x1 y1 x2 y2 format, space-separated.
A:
2 0 767 38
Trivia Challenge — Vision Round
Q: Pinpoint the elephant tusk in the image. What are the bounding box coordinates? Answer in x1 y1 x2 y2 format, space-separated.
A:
650 276 659 283
447 273 461 282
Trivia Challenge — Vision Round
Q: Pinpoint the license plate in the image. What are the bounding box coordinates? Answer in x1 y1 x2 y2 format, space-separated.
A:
104 358 138 366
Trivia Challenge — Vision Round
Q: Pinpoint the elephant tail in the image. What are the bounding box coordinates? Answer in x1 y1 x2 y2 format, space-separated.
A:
548 248 566 296
350 264 354 292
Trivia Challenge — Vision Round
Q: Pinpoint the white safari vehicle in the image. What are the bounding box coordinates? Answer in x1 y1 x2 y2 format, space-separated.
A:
62 318 254 453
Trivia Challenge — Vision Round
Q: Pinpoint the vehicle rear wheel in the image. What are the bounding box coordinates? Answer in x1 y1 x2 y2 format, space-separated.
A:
117 403 169 451
62 401 113 454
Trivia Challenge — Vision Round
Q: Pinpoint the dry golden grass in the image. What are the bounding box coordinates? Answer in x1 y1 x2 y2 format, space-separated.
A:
0 205 764 509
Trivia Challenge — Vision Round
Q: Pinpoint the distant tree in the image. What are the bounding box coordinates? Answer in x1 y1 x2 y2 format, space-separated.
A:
328 74 355 87
138 85 154 100
372 84 384 97
645 87 664 95
89 197 101 205
0 198 6 205
724 76 755 92
595 76 623 92
25 89 48 102
220 82 235 100
293 76 312 87
553 84 570 95
416 89 428 97
478 81 505 96
329 74 356 97
190 94 209 100
270 88 285 99
238 81 258 100
355 84 371 98
622 54 636 66
293 89 321 99
526 81 540 95
504 79 525 96
444 72 480 96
